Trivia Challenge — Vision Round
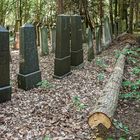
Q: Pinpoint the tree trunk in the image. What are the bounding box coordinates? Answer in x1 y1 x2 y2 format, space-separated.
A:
109 0 114 34
88 44 131 139
57 0 64 14
129 0 134 33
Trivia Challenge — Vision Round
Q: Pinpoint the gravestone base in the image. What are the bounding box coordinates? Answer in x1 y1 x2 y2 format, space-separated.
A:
54 56 72 79
18 71 41 90
71 49 84 68
103 41 111 49
0 86 12 103
88 47 95 62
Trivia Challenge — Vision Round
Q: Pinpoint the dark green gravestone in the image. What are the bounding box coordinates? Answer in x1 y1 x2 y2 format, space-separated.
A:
54 15 71 79
71 15 84 68
87 28 95 61
0 26 12 103
95 26 102 55
18 24 41 90
40 26 49 56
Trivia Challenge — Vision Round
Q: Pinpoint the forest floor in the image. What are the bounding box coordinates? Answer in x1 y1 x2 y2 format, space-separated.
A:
0 34 140 140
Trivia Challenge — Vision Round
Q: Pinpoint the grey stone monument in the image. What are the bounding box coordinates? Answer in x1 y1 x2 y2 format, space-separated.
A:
0 26 12 103
103 16 112 48
51 27 56 53
71 15 84 68
18 24 41 90
54 15 71 79
40 26 49 56
87 27 94 61
96 26 102 55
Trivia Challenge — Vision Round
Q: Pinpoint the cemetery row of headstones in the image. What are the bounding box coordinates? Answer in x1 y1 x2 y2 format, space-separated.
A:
0 14 84 103
87 16 113 62
0 15 114 103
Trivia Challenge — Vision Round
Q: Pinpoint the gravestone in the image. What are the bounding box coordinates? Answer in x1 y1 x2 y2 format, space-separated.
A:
103 16 112 48
96 26 102 55
18 24 41 90
87 28 95 61
51 27 56 53
0 26 12 103
40 26 49 56
54 15 71 79
71 15 84 68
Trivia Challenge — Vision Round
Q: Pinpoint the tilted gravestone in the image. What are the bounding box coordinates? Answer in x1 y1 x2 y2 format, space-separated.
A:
87 27 95 61
40 26 49 56
71 15 84 68
54 15 71 79
95 26 102 55
0 26 12 103
51 27 56 53
18 24 41 90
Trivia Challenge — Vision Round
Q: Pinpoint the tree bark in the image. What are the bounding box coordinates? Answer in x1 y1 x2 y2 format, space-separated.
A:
88 44 131 139
57 0 64 14
129 0 134 33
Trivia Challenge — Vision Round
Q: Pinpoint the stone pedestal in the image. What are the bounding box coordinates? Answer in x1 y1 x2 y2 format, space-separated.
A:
71 15 83 68
54 15 71 79
18 24 41 90
0 26 11 103
40 26 49 56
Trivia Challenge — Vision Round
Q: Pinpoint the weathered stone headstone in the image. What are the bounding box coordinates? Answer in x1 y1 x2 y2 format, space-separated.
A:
18 24 41 90
71 15 84 68
0 26 12 103
40 26 49 56
96 26 102 55
102 16 112 48
54 15 71 79
82 22 87 43
51 27 56 53
87 28 94 61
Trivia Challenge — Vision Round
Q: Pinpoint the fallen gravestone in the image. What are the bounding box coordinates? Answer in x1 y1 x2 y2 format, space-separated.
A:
0 26 12 103
18 24 41 90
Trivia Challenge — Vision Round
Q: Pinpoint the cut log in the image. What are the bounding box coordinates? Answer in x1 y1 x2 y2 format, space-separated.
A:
88 44 131 139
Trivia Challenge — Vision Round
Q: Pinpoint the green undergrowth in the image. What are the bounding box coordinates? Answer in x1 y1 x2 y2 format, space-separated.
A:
109 46 140 139
72 96 87 111
120 46 140 100
37 80 54 89
95 58 108 69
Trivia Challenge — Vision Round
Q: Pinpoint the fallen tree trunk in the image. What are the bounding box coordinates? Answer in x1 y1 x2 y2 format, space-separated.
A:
88 44 131 140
